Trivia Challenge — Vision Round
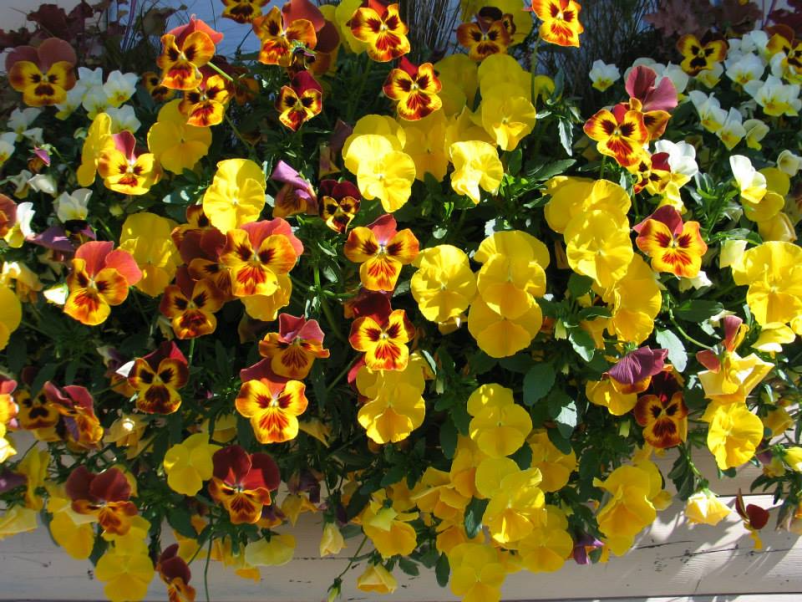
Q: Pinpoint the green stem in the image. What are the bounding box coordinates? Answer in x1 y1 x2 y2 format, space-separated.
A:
326 357 358 394
669 313 713 350
599 156 608 181
206 61 234 83
347 57 374 123
224 113 254 152
204 532 214 602
315 263 346 344
334 535 368 582
188 338 197 369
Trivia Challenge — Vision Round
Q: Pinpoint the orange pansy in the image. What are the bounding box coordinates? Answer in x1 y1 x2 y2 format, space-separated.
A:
349 307 415 372
344 214 419 292
350 2 410 62
258 314 330 380
383 58 442 121
236 377 309 444
634 206 708 278
583 103 649 167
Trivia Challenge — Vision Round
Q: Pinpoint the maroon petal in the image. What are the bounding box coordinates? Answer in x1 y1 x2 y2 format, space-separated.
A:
242 452 281 492
65 465 96 502
4 45 39 72
36 38 77 71
608 347 668 385
367 214 398 245
281 0 326 31
90 468 132 502
212 445 252 484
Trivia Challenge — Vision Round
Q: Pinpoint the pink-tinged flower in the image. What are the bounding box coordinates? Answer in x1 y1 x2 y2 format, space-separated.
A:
625 65 677 140
318 179 361 234
349 304 415 372
43 382 104 448
383 58 442 121
608 347 669 388
696 315 745 372
7 38 77 106
157 544 196 602
64 241 142 326
97 131 162 195
128 342 189 415
271 161 318 218
258 314 330 380
157 17 223 90
634 205 708 278
66 466 138 535
276 71 323 132
208 445 281 524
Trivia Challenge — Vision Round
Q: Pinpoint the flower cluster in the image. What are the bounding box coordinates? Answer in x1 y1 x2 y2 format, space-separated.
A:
0 0 801 601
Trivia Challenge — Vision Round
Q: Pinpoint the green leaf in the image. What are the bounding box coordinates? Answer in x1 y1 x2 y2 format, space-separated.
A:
673 300 724 322
569 328 595 361
655 329 687 372
510 443 532 470
546 428 573 455
554 400 578 439
167 506 198 539
499 353 533 373
435 553 450 588
398 557 420 577
380 464 406 487
464 497 489 538
469 351 496 374
507 148 523 175
527 159 576 181
577 306 611 320
451 403 471 436
6 332 26 374
567 273 594 298
558 119 573 156
440 419 458 459
31 363 58 396
523 363 556 406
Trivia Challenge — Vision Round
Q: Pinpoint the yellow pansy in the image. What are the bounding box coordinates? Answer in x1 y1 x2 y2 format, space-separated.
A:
119 212 181 297
361 492 418 558
685 490 731 526
0 506 37 541
17 448 49 510
77 112 114 187
95 541 155 602
203 158 267 234
698 351 773 405
480 86 536 151
450 436 487 499
436 54 479 115
412 467 471 522
0 282 23 352
565 208 634 291
412 245 477 324
356 564 397 595
345 135 416 213
544 177 631 234
603 255 662 344
703 402 764 470
448 542 506 602
528 430 577 492
401 110 450 182
763 406 793 438
163 433 220 496
244 534 295 567
483 467 545 545
320 522 346 557
449 140 504 204
467 383 532 458
147 99 212 174
468 295 543 358
281 493 317 526
518 505 574 573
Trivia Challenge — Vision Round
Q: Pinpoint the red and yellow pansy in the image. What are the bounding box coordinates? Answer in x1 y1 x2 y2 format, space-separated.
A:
128 342 190 415
222 0 269 24
276 71 324 131
528 0 584 48
634 368 688 449
157 544 196 602
583 103 649 167
456 9 513 61
258 314 330 380
236 374 309 444
66 466 138 535
349 2 410 62
97 131 162 196
349 305 415 372
253 6 317 66
7 38 77 106
160 270 225 339
43 382 104 448
383 58 443 121
319 179 361 234
179 73 232 127
344 214 419 292
208 445 281 524
634 206 708 279
157 19 220 90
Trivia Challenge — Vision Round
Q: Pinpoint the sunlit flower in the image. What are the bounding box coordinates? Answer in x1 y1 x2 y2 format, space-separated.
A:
412 245 477 324
98 131 162 195
318 179 361 233
703 402 763 470
725 53 765 86
253 6 317 66
120 212 181 297
518 505 574 573
77 112 114 187
633 381 688 450
484 467 545 545
456 10 512 61
236 376 308 444
384 58 442 121
448 543 506 602
208 445 280 524
344 134 416 212
160 272 225 339
271 161 317 218
590 59 620 91
361 492 418 558
349 307 415 372
528 0 584 48
528 430 577 492
685 490 730 526
258 314 330 380
129 342 189 415
565 208 633 291
344 214 419 291
688 91 727 133
66 466 137 535
677 34 727 75
584 103 648 167
8 38 77 106
744 75 802 117
449 140 504 203
276 71 323 131
468 295 543 358
0 284 22 352
350 3 410 62
480 86 536 151
157 23 218 90
634 205 708 278
179 74 231 127
203 158 267 234
467 383 532 458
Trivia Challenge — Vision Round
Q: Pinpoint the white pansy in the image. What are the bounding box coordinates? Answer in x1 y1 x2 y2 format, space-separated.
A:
106 105 141 133
55 189 92 222
103 71 138 107
56 87 85 120
589 60 620 92
725 53 765 87
654 140 698 178
82 87 111 118
7 108 42 140
696 62 724 89
27 174 58 197
0 135 14 166
8 169 32 198
688 90 727 132
44 283 69 306
744 75 802 116
777 150 802 177
743 118 769 150
716 108 746 150
729 155 766 203
16 202 35 237
679 271 712 292
770 51 802 85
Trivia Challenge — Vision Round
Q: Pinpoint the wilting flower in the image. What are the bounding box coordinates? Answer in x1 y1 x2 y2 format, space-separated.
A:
98 131 162 195
320 521 346 557
456 10 512 61
208 445 281 524
157 21 219 90
8 38 77 106
142 71 175 102
468 383 532 458
634 206 708 278
64 241 142 326
276 71 323 131
66 466 138 535
589 59 620 91
203 158 267 234
258 314 330 379
584 103 649 167
361 491 418 557
129 342 189 415
344 214 419 292
383 58 442 121
220 218 303 297
350 2 410 62
120 212 181 297
447 543 506 602
587 347 667 415
271 161 317 218
253 6 317 66
685 490 731 526
349 306 415 372
179 74 231 127
411 245 477 324
318 179 361 233
677 34 728 75
157 544 196 602
160 271 225 339
223 0 269 24
449 140 504 203
245 533 296 566
163 433 220 496
357 563 397 594
236 374 309 444
344 134 416 212
528 0 584 48
735 491 770 549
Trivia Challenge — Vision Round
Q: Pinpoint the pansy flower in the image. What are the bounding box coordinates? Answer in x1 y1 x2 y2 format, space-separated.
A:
157 544 196 602
43 382 103 448
183 228 235 300
128 342 189 415
634 368 688 449
157 18 221 90
64 241 143 326
583 103 649 168
634 206 708 279
203 158 267 234
7 38 77 106
160 269 225 339
468 383 532 458
16 389 59 432
276 71 323 132
349 305 415 372
219 218 303 297
527 0 584 48
77 113 114 187
344 214 419 292
383 58 443 121
456 9 512 61
349 2 410 62
179 73 232 127
148 100 212 175
208 445 281 524
97 131 162 196
318 179 361 233
253 6 317 66
677 34 728 76
258 314 330 379
235 370 309 444
66 466 137 535
142 71 175 103
223 0 269 24
271 161 318 218
625 65 677 141
735 491 770 549
767 25 802 84
628 152 672 196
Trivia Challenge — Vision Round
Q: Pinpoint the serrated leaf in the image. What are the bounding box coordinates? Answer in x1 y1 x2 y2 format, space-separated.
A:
655 329 687 372
523 363 556 406
398 557 419 576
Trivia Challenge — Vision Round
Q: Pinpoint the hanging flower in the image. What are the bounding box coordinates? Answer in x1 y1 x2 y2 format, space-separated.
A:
7 38 77 106
128 342 189 415
163 433 221 496
258 314 330 379
97 131 162 195
203 158 267 234
344 214 419 292
677 34 728 76
527 0 584 48
208 445 281 524
349 3 410 62
65 466 138 535
633 370 688 449
157 20 220 90
318 179 361 233
179 73 232 127
703 402 764 470
685 490 730 526
634 206 708 278
411 245 477 324
64 241 142 326
467 383 532 458
276 71 323 132
583 103 649 167
361 491 418 558
236 373 309 444
356 564 397 594
157 544 196 602
349 304 415 372
95 541 155 602
159 270 225 339
447 543 506 602
383 58 442 121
